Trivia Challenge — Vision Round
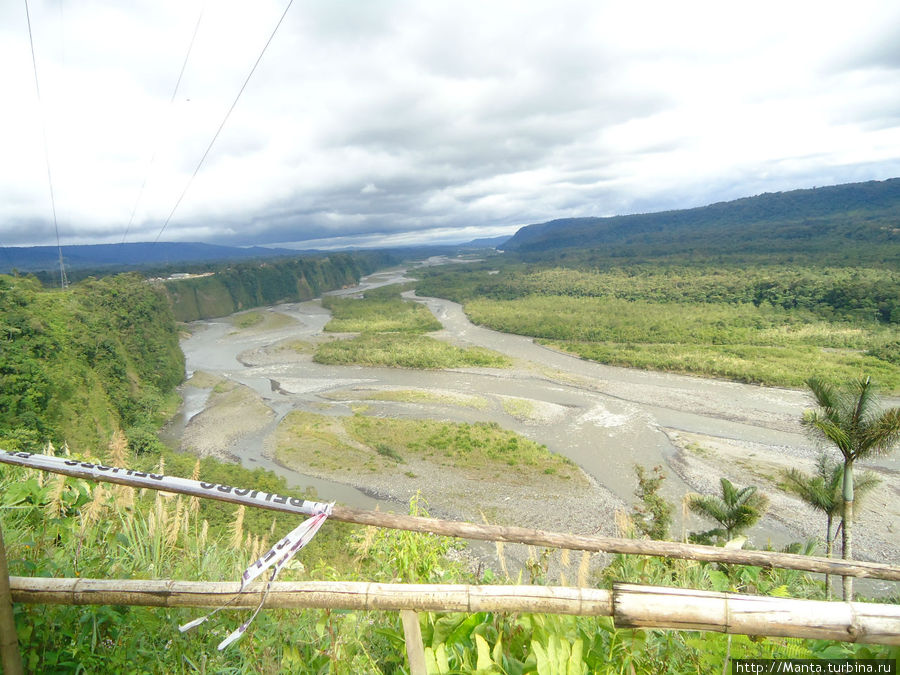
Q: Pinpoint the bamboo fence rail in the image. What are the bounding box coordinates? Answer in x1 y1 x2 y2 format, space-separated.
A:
8 577 900 645
2 450 899 583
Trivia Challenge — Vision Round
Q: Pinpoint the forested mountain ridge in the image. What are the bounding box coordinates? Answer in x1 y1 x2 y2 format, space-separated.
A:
502 178 900 261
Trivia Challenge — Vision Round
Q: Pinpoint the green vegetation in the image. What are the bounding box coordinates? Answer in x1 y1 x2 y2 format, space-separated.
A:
630 465 673 542
0 273 184 454
500 397 537 421
162 253 387 322
363 389 491 410
274 411 580 482
416 263 900 390
275 411 371 473
322 284 442 333
316 284 510 369
345 417 579 479
801 377 900 600
0 446 379 674
687 478 770 544
782 454 880 600
315 333 511 369
232 311 265 329
502 178 900 266
4 453 894 673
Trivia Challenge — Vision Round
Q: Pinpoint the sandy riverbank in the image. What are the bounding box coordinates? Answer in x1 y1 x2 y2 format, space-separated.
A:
667 429 900 567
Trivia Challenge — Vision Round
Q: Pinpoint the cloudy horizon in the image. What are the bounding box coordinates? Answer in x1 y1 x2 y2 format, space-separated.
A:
3 0 900 250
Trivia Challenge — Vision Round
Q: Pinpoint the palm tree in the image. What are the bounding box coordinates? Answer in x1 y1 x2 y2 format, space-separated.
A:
782 453 880 599
802 376 900 600
688 478 769 543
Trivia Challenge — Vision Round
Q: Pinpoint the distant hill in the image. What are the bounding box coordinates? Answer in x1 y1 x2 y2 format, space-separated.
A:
0 241 299 274
461 235 512 248
502 178 900 262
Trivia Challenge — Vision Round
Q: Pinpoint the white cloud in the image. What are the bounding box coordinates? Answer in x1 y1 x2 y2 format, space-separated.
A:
2 0 899 248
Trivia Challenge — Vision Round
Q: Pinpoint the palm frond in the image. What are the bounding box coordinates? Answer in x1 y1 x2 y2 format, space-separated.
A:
806 377 839 417
782 468 832 513
861 408 900 456
803 410 853 456
850 376 875 428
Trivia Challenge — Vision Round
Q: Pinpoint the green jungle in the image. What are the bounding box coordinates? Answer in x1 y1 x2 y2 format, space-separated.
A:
1 218 899 672
416 262 899 392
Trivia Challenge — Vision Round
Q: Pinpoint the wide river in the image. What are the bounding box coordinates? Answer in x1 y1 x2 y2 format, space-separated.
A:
163 263 899 563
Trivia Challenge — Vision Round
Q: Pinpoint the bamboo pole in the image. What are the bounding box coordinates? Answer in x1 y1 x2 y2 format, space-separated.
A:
8 577 900 645
3 450 900 582
612 583 900 645
8 578 611 616
332 505 900 582
0 520 24 675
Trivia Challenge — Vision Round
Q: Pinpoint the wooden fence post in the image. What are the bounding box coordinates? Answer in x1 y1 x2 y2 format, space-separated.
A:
400 610 426 675
0 518 24 675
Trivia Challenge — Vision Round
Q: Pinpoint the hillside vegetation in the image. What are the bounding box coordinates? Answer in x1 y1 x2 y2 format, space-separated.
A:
502 178 900 265
0 273 184 454
162 253 387 322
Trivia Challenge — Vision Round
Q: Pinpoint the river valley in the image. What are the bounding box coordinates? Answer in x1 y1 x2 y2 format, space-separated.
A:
161 263 900 590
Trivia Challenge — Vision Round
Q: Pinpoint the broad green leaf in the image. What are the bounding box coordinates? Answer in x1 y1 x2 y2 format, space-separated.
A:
532 640 549 675
708 569 730 592
475 633 493 672
424 647 448 675
492 632 503 664
567 638 585 675
435 643 450 673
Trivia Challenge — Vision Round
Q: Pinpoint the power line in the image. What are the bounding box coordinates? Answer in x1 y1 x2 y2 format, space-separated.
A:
153 0 295 244
122 1 206 245
24 0 67 288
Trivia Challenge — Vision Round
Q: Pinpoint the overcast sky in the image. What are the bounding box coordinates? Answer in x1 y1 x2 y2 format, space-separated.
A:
3 0 900 250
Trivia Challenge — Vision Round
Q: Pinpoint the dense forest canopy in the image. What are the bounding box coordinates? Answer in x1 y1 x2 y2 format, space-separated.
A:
502 178 900 265
0 273 183 453
416 260 899 390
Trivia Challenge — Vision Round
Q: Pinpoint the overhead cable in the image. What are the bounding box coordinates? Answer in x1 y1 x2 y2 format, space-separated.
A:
122 1 206 244
153 0 295 244
24 0 67 288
